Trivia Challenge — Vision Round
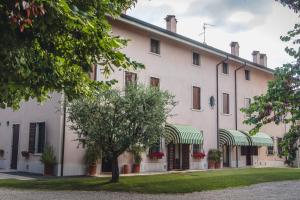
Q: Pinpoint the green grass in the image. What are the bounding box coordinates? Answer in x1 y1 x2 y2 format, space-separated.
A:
1 168 300 193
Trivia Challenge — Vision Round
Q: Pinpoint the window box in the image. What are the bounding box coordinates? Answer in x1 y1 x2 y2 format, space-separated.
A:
149 151 164 159
192 152 206 159
21 151 30 159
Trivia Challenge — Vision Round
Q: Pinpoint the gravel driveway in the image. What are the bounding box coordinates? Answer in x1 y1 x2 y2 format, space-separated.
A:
0 180 300 200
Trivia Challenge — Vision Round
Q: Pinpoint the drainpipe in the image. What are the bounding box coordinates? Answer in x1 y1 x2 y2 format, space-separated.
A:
60 95 67 176
234 62 246 168
216 55 229 149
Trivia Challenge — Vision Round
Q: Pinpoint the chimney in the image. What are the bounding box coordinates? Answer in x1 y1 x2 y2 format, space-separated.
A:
252 51 260 64
165 15 177 33
259 54 267 67
230 42 239 56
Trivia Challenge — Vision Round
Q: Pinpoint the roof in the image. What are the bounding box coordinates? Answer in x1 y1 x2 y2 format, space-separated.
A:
117 14 274 74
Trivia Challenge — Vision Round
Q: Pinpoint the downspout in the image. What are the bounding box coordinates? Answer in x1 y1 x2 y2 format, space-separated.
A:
234 62 246 168
216 55 228 149
60 95 67 176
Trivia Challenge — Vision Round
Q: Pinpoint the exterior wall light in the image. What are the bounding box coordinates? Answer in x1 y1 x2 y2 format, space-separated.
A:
209 96 215 108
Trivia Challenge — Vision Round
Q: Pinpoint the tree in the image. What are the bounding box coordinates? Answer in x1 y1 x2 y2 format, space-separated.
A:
68 85 176 182
242 0 300 165
0 0 143 109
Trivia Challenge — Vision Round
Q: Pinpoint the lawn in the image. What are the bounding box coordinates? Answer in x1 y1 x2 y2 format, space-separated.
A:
0 168 300 193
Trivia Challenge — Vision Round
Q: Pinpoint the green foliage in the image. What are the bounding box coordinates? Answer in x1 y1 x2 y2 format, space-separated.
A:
242 0 300 165
40 145 57 165
207 149 221 162
68 84 176 181
0 0 143 109
129 145 145 164
85 144 101 166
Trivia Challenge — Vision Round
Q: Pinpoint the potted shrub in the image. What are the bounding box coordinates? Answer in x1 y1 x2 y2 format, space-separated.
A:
0 149 4 158
130 145 144 173
40 145 57 176
207 149 221 169
21 151 30 159
85 145 101 176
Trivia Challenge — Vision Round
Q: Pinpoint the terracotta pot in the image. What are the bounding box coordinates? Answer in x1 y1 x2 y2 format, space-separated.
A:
88 164 97 176
208 161 215 169
122 164 129 174
44 164 54 176
132 164 140 173
215 162 221 169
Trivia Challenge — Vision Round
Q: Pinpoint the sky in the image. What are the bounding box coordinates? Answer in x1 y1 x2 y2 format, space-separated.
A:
127 0 299 69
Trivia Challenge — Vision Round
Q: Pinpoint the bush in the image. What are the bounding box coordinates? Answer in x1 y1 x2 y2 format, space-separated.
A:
208 149 221 162
85 145 101 166
40 145 57 165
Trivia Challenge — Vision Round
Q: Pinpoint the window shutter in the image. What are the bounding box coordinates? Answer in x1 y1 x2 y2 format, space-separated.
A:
37 122 46 153
28 123 36 153
223 93 229 114
193 87 201 110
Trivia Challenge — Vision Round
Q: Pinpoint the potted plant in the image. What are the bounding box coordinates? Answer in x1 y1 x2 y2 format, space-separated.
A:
130 145 144 173
0 149 4 158
192 152 206 159
85 145 101 176
207 149 221 169
21 151 30 159
40 145 57 176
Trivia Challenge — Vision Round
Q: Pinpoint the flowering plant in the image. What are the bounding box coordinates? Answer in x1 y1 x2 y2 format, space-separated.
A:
149 151 164 159
192 152 206 159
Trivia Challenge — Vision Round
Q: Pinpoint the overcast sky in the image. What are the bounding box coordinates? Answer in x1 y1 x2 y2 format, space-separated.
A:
127 0 299 69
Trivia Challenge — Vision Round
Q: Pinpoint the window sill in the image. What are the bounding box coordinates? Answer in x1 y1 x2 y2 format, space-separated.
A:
191 108 204 112
149 52 161 57
221 113 232 116
192 64 201 68
220 73 230 77
32 153 42 156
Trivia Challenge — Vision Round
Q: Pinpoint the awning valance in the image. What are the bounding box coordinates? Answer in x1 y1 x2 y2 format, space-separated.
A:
219 129 252 146
248 132 274 147
164 124 203 144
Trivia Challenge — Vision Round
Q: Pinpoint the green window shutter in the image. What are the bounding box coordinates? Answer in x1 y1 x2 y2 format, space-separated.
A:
37 122 46 153
28 123 36 153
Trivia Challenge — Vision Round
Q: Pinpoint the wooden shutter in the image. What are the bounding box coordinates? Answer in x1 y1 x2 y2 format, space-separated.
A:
150 77 160 88
223 93 229 114
125 72 137 88
28 123 36 153
193 86 201 110
37 122 46 153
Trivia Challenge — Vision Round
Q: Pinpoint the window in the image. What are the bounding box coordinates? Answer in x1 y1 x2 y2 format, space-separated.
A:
28 122 46 154
223 93 230 114
193 144 202 153
125 71 137 88
150 77 160 88
245 70 250 80
149 143 160 154
245 98 251 117
277 137 283 156
192 52 200 66
150 39 160 54
222 63 229 74
192 86 201 110
267 137 274 155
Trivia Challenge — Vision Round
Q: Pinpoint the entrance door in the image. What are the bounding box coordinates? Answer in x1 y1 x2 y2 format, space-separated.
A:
181 144 190 170
101 157 112 172
223 145 230 167
167 143 175 170
11 124 20 169
246 147 252 166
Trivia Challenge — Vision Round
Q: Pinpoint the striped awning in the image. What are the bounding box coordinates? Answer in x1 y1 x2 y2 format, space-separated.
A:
250 132 274 147
219 129 252 146
164 124 203 144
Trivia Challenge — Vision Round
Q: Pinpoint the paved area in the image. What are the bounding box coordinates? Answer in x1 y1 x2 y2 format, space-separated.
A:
0 171 36 180
0 180 300 200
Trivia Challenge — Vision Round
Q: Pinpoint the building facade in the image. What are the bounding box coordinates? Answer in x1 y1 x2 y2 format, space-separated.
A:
0 14 287 176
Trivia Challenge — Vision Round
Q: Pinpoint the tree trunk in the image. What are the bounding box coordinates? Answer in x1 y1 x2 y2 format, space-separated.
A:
111 156 119 183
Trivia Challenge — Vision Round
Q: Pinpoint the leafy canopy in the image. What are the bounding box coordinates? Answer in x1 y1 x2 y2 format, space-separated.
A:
0 0 143 109
242 0 300 164
68 84 176 182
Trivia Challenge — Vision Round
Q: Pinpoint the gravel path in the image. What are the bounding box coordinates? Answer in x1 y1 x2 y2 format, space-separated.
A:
0 180 300 200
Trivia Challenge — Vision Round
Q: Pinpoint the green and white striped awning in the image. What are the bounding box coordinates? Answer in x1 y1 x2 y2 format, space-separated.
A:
164 124 203 144
219 129 252 146
245 131 274 147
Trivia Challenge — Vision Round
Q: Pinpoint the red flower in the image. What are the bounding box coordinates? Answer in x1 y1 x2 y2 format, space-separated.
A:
192 152 206 159
149 152 164 159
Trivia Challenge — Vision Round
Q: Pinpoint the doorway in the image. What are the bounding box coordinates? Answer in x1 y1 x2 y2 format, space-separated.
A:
223 145 230 167
11 124 20 169
101 157 112 172
167 143 190 170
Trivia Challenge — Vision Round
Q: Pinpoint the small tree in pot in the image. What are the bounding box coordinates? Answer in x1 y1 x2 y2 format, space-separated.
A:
207 149 221 169
40 145 57 176
130 145 144 173
85 145 101 176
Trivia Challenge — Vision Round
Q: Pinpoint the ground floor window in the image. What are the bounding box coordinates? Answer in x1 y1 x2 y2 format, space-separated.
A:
192 144 202 153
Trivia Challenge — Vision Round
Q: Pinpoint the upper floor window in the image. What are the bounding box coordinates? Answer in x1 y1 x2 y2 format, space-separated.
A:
245 70 250 80
223 93 230 114
192 52 200 66
222 63 229 74
28 122 46 154
192 86 201 110
150 39 160 54
150 77 160 88
125 71 137 88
